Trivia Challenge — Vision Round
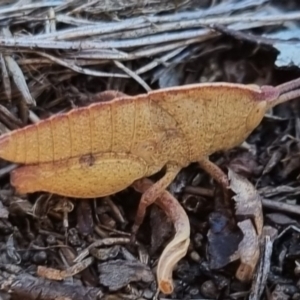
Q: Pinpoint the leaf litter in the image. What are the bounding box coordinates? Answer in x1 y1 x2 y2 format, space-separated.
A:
2 0 300 299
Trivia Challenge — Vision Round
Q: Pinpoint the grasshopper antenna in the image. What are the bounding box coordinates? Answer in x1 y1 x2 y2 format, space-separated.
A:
276 77 300 94
267 78 300 109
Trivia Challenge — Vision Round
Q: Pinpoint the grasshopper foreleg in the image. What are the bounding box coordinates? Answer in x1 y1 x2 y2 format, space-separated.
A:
131 163 181 242
198 158 230 201
132 177 190 294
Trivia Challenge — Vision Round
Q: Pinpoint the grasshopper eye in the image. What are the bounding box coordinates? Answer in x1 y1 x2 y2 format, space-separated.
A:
246 101 267 131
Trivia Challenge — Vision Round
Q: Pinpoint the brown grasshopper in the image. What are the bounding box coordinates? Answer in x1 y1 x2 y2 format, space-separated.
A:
1 78 300 294
0 79 300 237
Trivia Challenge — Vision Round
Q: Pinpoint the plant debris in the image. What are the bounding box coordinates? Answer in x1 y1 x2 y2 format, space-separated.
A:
98 259 154 291
2 0 300 299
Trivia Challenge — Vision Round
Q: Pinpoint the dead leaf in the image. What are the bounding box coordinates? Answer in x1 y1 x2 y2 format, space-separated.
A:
98 259 154 291
207 211 243 269
90 245 120 260
266 213 298 226
150 205 173 255
228 168 263 236
228 169 264 282
76 200 94 236
0 202 8 219
227 151 263 178
37 257 94 280
249 226 278 300
234 219 260 282
2 274 103 300
263 149 284 175
270 284 290 300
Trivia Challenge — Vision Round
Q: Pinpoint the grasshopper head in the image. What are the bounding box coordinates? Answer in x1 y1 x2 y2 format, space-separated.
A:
246 85 279 132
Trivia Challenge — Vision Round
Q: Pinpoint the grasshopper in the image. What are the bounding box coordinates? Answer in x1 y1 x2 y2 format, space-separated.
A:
0 79 300 241
0 78 300 235
1 79 300 294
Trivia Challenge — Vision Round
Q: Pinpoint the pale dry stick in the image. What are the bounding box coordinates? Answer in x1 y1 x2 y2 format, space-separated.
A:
20 36 211 63
0 0 278 30
0 12 28 22
37 11 300 43
0 28 210 50
133 178 190 295
45 8 55 34
1 28 35 106
28 110 41 124
70 0 184 15
151 0 267 22
262 199 300 216
97 224 130 236
90 11 259 41
43 26 246 49
0 1 62 15
67 0 102 15
184 186 214 198
56 0 265 37
48 7 56 33
4 11 300 51
249 227 278 300
93 224 109 238
37 257 94 280
0 104 23 128
56 14 96 26
64 0 267 33
135 46 186 75
79 13 300 49
95 9 293 42
32 51 129 78
17 58 109 66
79 0 264 20
131 34 217 58
0 43 130 61
0 38 108 51
0 54 11 102
185 186 300 217
17 58 54 66
0 15 296 54
103 197 126 223
52 0 76 12
149 44 216 80
113 60 151 92
0 163 18 179
73 237 131 263
34 18 148 40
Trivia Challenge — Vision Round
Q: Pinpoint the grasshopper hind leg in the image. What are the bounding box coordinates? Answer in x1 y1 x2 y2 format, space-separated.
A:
11 153 148 199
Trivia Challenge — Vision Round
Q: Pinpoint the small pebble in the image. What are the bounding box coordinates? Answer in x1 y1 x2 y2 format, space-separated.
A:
193 233 203 249
143 288 154 299
68 228 81 246
32 251 47 264
293 293 300 300
200 280 219 299
189 287 200 296
189 250 201 262
46 235 56 245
